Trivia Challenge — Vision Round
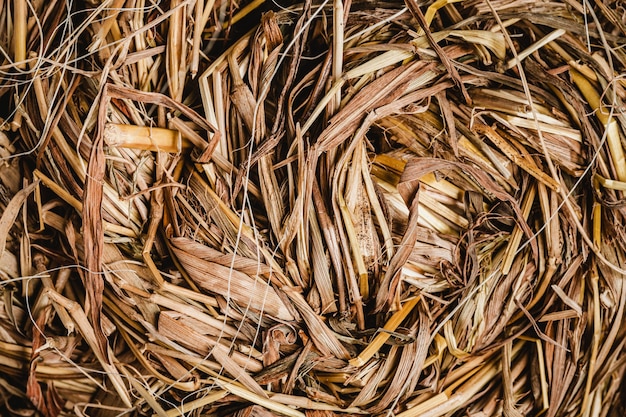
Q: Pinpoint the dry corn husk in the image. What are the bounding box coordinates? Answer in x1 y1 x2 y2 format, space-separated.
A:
1 1 626 417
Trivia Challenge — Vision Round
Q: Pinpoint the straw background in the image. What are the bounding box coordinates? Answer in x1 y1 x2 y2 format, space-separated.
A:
1 0 626 416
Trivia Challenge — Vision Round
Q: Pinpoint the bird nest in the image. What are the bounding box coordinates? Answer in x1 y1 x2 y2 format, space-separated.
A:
1 1 626 416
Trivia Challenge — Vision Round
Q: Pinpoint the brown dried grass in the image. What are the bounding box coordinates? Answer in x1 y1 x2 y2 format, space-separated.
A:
1 0 626 416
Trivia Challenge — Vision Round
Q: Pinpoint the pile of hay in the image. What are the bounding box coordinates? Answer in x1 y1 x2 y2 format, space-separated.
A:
1 0 626 416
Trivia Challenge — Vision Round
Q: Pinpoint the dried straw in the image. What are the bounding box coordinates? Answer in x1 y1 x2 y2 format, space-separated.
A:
1 0 626 416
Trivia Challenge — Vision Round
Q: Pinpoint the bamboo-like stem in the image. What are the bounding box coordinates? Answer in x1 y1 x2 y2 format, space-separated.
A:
104 123 190 152
190 0 204 77
167 0 186 102
10 0 27 130
13 0 26 67
331 0 344 114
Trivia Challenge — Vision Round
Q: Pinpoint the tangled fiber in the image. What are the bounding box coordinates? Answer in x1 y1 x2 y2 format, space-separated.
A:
1 1 626 416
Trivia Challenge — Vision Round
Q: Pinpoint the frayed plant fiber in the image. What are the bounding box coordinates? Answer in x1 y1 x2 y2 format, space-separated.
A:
1 1 626 416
